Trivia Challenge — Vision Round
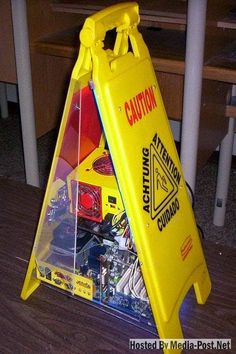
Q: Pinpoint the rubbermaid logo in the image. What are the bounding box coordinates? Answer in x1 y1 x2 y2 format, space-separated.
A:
180 236 193 261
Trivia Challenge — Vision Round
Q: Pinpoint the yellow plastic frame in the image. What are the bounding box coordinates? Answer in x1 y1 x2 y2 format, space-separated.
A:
21 4 211 353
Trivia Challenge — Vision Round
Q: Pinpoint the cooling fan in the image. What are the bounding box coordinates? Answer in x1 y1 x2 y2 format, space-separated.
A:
92 154 114 176
71 180 102 222
67 147 124 222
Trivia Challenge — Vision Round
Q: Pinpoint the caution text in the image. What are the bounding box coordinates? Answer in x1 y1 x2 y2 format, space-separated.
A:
125 86 157 126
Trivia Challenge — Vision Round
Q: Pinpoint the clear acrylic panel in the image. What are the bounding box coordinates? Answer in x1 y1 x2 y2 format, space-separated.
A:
34 79 154 325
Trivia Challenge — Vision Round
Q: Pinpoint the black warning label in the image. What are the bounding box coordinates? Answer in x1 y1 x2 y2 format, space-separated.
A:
142 133 181 231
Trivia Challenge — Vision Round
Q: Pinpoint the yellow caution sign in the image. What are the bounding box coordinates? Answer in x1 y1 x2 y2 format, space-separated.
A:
21 3 211 353
80 1 211 346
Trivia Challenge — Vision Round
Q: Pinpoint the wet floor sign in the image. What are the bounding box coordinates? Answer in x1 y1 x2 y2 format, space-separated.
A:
21 3 211 353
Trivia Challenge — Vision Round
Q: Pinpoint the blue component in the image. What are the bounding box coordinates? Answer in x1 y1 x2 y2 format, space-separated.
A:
89 245 106 257
80 264 89 275
88 255 100 272
51 219 91 253
87 245 106 271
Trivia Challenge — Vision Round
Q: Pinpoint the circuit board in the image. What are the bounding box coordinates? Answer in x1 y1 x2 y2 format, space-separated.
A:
36 149 154 326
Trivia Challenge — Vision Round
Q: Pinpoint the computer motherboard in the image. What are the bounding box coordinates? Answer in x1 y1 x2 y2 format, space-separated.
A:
35 147 154 326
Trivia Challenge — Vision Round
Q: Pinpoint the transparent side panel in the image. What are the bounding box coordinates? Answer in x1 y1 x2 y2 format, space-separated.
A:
34 80 154 326
34 81 103 297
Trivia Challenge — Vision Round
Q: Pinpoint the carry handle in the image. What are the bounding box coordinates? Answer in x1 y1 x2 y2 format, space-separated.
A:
80 2 139 48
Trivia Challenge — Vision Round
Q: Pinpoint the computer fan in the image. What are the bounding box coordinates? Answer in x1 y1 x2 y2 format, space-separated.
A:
67 147 124 222
92 154 114 176
71 180 102 222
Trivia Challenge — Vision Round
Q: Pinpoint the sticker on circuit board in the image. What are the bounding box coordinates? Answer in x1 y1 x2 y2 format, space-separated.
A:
143 133 181 230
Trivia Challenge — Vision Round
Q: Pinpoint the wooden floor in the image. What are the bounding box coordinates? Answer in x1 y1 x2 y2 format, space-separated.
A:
0 178 235 354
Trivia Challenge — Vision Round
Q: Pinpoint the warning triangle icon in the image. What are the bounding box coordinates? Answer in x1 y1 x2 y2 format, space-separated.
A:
150 144 179 220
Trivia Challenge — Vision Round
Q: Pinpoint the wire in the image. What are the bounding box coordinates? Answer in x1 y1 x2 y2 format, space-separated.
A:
128 259 139 298
111 211 127 229
132 258 140 298
185 180 195 208
127 249 137 257
110 211 129 238
197 224 205 240
77 224 113 241
127 258 149 302
185 181 205 240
